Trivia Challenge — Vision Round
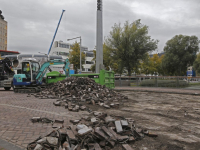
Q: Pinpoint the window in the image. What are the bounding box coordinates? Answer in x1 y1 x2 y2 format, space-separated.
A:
59 43 70 49
86 61 94 64
81 47 88 51
31 62 40 72
22 62 31 74
86 52 94 57
58 52 69 56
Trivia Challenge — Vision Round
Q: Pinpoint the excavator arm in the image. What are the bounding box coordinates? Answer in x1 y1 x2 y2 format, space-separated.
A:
36 59 70 84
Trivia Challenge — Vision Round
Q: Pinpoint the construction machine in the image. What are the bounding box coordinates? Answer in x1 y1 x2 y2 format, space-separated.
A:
0 57 15 90
13 58 70 93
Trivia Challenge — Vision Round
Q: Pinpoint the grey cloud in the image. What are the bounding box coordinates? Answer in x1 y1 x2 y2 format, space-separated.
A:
0 0 199 54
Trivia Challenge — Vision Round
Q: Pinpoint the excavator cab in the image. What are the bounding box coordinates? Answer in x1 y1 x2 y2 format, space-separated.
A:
21 61 40 82
13 59 40 89
22 62 31 80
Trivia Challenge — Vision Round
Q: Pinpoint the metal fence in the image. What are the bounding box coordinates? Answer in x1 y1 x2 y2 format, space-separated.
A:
115 76 200 88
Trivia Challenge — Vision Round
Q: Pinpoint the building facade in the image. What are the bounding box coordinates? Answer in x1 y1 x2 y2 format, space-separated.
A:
0 10 7 50
82 51 95 72
50 41 95 72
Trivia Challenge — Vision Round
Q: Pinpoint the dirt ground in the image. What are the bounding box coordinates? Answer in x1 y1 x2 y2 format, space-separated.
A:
1 88 200 150
88 91 200 150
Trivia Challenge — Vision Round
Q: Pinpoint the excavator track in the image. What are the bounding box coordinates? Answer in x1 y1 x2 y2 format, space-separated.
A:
13 87 41 93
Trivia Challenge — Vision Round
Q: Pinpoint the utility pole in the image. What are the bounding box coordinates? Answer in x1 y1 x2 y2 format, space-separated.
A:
80 36 82 73
96 0 104 73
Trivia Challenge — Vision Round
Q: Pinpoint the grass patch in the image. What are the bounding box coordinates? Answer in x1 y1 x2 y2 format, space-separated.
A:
189 82 200 86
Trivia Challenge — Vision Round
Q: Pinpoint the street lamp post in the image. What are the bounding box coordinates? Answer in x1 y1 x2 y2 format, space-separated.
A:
67 36 82 73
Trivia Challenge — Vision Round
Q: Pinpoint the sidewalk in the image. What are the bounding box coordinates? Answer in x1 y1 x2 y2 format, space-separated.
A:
0 90 89 149
114 86 200 95
0 138 22 150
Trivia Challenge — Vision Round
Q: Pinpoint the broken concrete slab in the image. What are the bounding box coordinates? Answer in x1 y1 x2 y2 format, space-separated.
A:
66 129 76 141
101 126 117 141
30 117 41 123
115 121 123 133
70 120 80 125
34 144 43 150
105 116 115 123
121 120 128 127
122 144 133 150
78 127 92 136
46 137 58 145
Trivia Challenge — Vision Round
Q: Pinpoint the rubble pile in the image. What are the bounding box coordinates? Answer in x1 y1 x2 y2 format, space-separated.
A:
33 77 128 110
27 111 157 150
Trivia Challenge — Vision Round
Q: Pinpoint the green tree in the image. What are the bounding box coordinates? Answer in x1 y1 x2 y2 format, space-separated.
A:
193 53 200 75
103 44 125 74
91 44 125 74
91 50 96 72
140 53 151 75
140 53 164 75
149 54 164 75
103 44 113 70
157 55 164 75
69 42 85 73
162 35 199 75
105 20 158 76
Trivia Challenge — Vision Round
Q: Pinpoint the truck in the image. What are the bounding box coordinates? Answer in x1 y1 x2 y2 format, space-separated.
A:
0 57 15 90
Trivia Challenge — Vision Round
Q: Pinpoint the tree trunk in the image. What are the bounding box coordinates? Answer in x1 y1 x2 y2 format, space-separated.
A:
128 67 131 76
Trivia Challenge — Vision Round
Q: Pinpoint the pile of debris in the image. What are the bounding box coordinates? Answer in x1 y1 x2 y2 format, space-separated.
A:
27 111 157 150
33 77 128 109
26 77 159 149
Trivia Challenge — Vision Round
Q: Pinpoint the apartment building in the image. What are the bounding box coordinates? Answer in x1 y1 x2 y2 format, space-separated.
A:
0 10 7 50
50 41 95 72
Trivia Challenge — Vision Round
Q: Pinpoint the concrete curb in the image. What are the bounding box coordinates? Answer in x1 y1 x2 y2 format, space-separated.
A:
114 89 200 96
0 138 23 150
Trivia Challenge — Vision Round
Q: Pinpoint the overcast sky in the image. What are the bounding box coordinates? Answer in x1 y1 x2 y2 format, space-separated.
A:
1 0 200 54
